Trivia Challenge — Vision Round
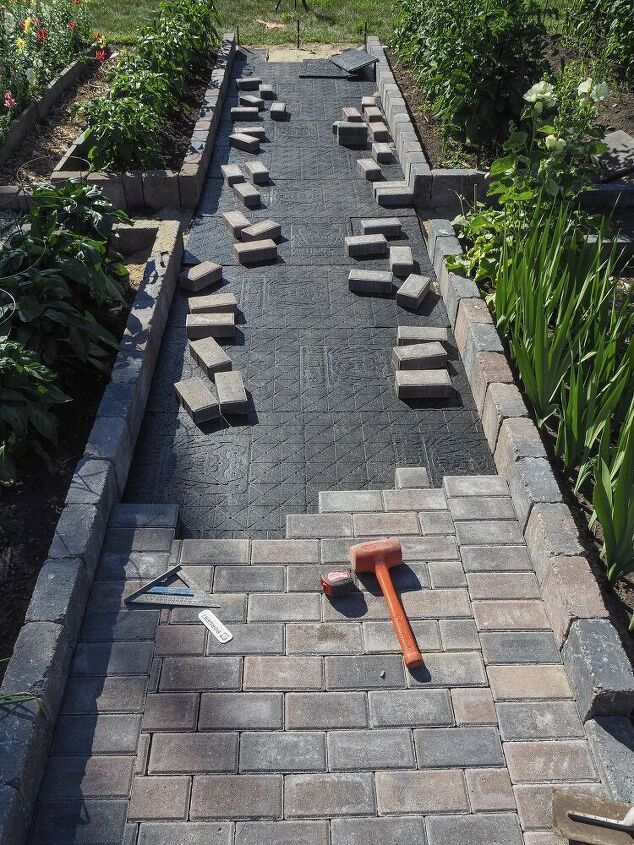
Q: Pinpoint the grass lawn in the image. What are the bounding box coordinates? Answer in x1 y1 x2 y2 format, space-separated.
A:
88 0 395 45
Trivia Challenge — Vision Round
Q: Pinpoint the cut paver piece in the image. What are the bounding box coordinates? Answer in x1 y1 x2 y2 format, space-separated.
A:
396 274 431 310
241 219 282 242
392 342 447 370
364 106 383 123
231 106 260 121
174 378 220 424
370 122 390 142
357 158 382 181
229 133 259 152
390 245 414 278
362 95 379 108
215 370 248 414
244 160 270 184
232 181 261 208
240 93 265 109
189 337 232 377
179 261 222 293
375 182 414 207
222 210 250 237
345 234 387 258
220 164 244 185
395 466 430 489
237 76 262 90
373 142 393 162
342 106 363 122
361 217 402 237
398 325 449 346
188 292 238 314
234 239 277 265
270 102 287 120
241 125 266 140
334 121 367 148
396 369 453 399
348 269 393 296
185 313 236 340
259 83 275 99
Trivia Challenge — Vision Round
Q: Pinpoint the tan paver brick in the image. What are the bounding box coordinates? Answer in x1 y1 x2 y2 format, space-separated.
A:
191 774 283 819
504 740 596 783
473 600 549 631
466 573 539 600
352 512 421 535
451 688 497 725
243 656 322 689
375 769 469 813
128 775 191 820
514 782 604 830
466 768 516 811
487 665 572 700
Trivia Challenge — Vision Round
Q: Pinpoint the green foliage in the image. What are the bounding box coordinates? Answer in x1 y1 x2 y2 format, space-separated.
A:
392 0 546 149
566 0 633 80
0 0 91 145
0 339 69 484
80 0 218 170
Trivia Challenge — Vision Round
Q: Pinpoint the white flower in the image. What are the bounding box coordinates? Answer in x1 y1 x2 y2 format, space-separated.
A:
4 11 16 36
524 80 555 106
545 134 566 152
578 78 593 97
592 81 609 102
25 67 36 87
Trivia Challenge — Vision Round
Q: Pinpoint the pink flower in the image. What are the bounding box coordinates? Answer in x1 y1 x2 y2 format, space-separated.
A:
4 91 16 109
68 19 77 30
95 48 106 62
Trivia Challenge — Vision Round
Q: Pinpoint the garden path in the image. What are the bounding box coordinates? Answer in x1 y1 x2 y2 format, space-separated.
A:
26 48 605 845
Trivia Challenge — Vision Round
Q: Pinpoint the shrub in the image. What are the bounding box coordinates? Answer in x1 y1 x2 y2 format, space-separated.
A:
0 0 91 145
567 0 633 80
80 0 218 170
392 0 546 149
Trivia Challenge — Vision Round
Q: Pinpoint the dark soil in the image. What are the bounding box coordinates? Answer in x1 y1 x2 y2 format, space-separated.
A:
161 56 217 171
0 252 145 677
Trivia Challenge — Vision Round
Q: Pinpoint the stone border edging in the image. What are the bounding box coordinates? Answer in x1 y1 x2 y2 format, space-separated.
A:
49 33 236 212
0 218 184 845
426 214 634 800
0 52 97 211
366 36 634 213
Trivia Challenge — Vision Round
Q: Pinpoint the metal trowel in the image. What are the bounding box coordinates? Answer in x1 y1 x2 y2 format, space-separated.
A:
553 789 634 845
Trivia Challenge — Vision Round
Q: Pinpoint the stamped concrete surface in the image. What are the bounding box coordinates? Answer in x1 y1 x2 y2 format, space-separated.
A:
125 50 494 538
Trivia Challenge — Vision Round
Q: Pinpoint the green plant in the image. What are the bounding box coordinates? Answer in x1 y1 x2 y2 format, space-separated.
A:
0 338 69 483
80 0 218 170
392 0 546 149
566 0 633 80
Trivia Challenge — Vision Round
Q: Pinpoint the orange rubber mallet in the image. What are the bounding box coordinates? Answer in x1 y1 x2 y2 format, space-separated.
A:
349 538 424 670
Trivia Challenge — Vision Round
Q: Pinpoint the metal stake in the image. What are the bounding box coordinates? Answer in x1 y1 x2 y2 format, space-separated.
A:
296 18 300 49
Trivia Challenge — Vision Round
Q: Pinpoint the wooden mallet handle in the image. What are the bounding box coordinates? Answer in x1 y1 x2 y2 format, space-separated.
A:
375 561 423 669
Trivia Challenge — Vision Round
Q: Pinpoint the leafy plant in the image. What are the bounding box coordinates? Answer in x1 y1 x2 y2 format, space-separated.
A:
0 338 69 483
566 0 633 80
392 0 546 149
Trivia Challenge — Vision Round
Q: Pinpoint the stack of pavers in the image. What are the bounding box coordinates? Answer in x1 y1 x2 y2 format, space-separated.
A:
229 75 286 154
174 261 248 423
219 161 281 265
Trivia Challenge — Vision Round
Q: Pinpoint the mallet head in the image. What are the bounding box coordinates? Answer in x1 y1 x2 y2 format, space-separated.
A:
349 538 402 573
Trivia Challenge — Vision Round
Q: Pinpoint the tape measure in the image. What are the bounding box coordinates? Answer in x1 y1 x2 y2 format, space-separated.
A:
320 568 354 597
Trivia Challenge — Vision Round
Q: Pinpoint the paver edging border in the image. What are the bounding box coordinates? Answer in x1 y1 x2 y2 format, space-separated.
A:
0 218 184 845
0 51 99 211
425 212 634 799
366 36 634 213
49 32 236 211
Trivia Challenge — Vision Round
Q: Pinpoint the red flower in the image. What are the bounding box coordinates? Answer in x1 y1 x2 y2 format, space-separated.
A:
68 19 77 30
36 27 48 42
93 30 101 40
4 91 16 109
95 48 106 62
74 0 81 4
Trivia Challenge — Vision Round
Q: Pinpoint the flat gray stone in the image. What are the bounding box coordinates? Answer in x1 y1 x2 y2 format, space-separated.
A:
348 268 392 296
368 689 453 727
236 821 328 845
229 132 259 152
360 217 401 237
220 164 244 185
232 181 261 208
240 93 264 109
241 219 281 242
222 210 250 237
189 336 232 376
231 105 259 121
236 76 262 90
396 369 453 399
258 84 275 99
369 121 390 142
24 558 89 647
174 377 220 424
389 245 414 278
319 489 383 512
244 160 269 184
234 238 277 265
331 816 425 845
584 716 634 802
335 121 367 147
357 158 382 181
563 618 634 721
397 325 448 346
342 106 363 122
372 142 393 162
497 700 584 741
285 692 367 729
199 693 283 730
185 312 235 339
394 466 430 488
426 813 523 845
392 342 447 370
374 182 414 207
414 727 504 767
215 369 248 414
285 773 375 817
240 125 266 140
139 822 232 845
240 731 325 772
461 545 533 572
344 233 387 258
396 274 430 310
109 504 178 529
328 728 415 770
188 292 238 314
270 102 287 119
325 655 405 689
480 631 560 665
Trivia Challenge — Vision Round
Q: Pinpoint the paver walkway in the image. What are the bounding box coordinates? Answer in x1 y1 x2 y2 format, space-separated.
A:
27 49 605 844
125 49 494 538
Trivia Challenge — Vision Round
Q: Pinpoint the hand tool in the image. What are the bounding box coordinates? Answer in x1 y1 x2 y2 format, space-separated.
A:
320 569 355 597
125 564 219 608
553 788 634 845
349 538 423 669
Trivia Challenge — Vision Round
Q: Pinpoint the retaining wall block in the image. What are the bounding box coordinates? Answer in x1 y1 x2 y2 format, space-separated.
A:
47 503 106 578
541 555 609 648
524 502 584 583
142 170 180 210
0 703 52 818
443 273 480 328
462 322 504 379
87 172 126 208
563 619 634 722
454 298 493 354
84 415 135 497
0 785 29 845
506 456 563 531
64 456 119 513
179 162 207 209
468 351 514 415
481 383 529 452
584 716 634 803
431 168 487 209
425 219 455 258
433 233 464 289
494 417 547 478
24 557 90 649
